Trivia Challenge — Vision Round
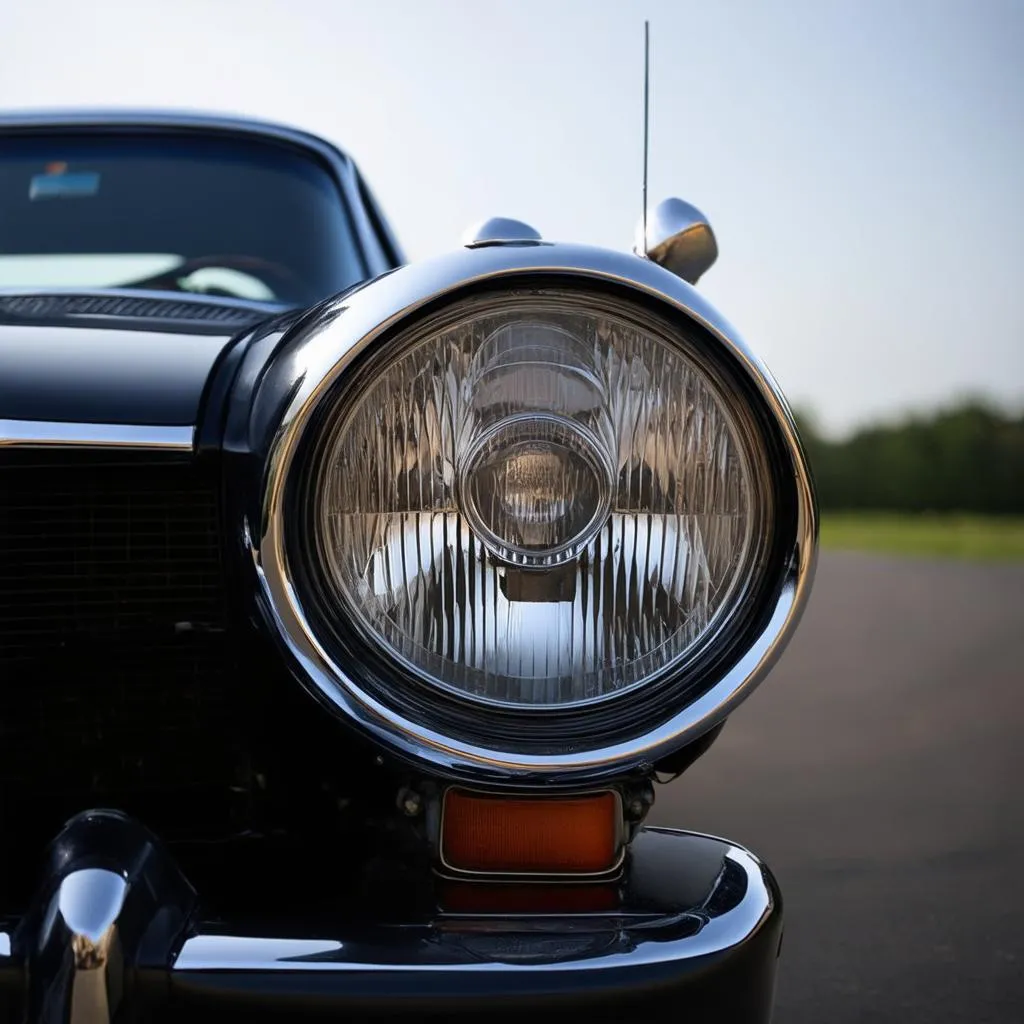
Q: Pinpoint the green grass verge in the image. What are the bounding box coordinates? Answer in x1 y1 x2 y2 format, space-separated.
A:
820 514 1024 562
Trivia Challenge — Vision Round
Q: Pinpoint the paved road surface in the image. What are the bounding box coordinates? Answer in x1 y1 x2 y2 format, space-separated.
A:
649 552 1024 1023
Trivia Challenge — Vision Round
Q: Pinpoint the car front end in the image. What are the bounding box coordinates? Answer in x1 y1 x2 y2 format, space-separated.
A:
0 111 815 1023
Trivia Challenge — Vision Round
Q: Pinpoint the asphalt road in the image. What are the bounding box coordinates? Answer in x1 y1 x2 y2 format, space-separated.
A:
649 552 1024 1023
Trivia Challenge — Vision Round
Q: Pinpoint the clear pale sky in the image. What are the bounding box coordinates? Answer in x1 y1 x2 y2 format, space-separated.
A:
2 0 1021 435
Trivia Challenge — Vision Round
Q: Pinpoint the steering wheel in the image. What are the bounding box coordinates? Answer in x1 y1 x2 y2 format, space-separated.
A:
121 253 306 301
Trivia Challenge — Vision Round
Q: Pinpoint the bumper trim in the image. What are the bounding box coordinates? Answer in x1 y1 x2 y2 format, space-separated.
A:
44 868 127 1023
10 809 197 1024
1 819 782 1021
174 840 769 974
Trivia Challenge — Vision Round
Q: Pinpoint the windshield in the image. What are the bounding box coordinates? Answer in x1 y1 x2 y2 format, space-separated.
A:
0 131 366 306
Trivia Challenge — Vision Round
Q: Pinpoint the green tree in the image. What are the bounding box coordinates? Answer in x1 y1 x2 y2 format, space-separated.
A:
792 400 1024 514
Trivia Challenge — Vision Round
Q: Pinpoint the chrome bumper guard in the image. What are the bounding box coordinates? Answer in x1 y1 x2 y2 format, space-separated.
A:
0 810 783 1022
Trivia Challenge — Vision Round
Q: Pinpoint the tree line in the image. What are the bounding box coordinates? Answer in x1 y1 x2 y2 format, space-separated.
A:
793 400 1024 514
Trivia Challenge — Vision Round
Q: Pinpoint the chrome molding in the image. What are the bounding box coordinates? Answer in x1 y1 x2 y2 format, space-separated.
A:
174 840 771 972
462 216 543 246
55 869 128 1023
252 241 818 782
15 810 197 1024
0 419 194 451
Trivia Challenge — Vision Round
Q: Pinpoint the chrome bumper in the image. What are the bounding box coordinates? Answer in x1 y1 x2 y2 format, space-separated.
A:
0 810 783 1022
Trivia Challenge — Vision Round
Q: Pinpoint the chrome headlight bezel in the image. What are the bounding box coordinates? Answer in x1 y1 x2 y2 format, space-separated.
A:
253 242 817 784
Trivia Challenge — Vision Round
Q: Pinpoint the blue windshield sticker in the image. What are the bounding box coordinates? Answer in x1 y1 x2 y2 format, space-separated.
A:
30 170 101 200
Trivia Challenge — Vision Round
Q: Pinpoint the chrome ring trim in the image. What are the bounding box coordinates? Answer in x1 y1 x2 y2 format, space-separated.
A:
253 242 818 781
0 419 194 451
173 841 771 972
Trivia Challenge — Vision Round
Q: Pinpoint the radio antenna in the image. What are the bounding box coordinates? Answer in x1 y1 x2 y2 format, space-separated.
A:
641 20 651 252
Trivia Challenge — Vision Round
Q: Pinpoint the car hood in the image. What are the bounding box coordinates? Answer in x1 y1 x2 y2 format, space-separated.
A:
0 292 283 426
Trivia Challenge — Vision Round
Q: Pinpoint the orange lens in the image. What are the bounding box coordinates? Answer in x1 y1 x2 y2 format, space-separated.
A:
441 789 620 875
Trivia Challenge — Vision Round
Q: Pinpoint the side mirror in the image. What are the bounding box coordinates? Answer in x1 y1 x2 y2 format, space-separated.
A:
636 198 718 285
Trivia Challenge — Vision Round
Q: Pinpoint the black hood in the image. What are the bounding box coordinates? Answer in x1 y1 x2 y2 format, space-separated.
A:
0 292 282 426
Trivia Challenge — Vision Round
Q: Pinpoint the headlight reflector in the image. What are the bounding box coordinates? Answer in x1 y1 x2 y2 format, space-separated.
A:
299 288 772 711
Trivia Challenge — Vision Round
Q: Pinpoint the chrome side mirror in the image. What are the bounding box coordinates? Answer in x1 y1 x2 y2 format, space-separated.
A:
636 198 718 285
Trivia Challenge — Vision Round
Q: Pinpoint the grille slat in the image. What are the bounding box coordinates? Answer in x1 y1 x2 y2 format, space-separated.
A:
0 293 261 325
0 452 238 795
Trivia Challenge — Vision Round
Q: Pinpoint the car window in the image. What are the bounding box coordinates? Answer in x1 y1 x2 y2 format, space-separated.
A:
0 132 366 306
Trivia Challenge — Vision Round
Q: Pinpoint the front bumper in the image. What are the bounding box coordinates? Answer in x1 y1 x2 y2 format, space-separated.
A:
0 810 782 1022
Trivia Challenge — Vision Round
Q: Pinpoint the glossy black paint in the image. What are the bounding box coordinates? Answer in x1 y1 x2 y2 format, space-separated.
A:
0 297 255 425
0 815 782 1022
166 937 782 1023
0 109 402 429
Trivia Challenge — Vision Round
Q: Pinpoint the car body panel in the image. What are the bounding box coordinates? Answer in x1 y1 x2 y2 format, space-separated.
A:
0 296 262 427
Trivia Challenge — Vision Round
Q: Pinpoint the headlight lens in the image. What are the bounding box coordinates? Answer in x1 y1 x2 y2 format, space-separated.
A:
298 288 772 710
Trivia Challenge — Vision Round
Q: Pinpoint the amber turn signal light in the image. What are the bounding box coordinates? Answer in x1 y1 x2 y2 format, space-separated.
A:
440 788 622 876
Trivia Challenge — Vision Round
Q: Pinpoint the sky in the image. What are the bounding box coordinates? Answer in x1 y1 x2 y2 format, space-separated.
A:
1 0 1022 436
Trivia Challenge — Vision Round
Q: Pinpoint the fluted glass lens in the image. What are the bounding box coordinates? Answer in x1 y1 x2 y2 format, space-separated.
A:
308 291 765 708
460 415 613 566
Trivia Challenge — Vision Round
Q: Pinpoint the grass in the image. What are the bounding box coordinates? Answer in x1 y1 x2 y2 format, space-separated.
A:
820 513 1024 562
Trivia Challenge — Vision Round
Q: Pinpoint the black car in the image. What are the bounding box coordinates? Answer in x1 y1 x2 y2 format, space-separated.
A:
0 110 816 1022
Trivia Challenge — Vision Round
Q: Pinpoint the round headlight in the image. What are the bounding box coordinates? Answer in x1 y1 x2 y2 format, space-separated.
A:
296 288 771 710
255 243 816 779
